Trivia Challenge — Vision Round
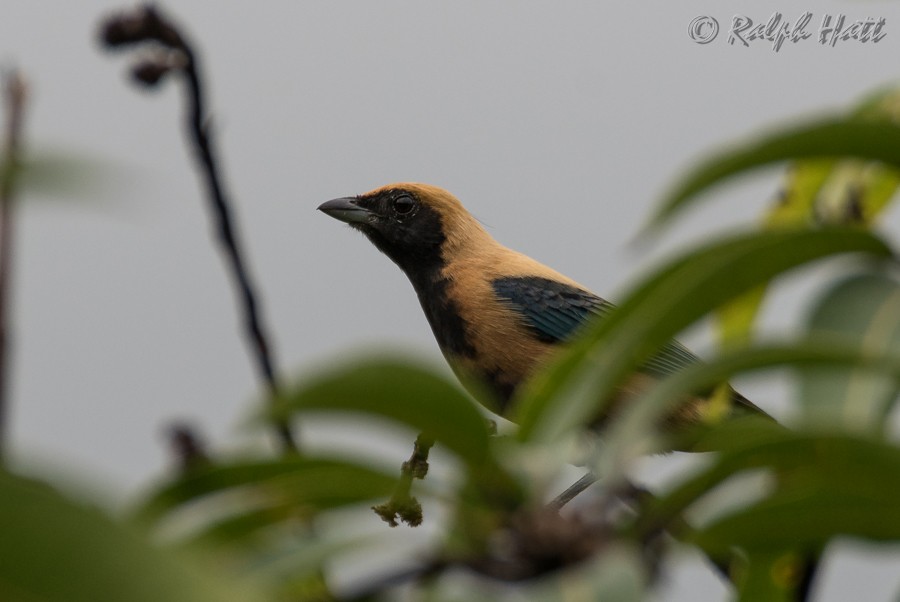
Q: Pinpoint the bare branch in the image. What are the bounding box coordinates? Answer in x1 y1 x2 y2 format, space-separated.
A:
99 5 296 451
0 69 27 462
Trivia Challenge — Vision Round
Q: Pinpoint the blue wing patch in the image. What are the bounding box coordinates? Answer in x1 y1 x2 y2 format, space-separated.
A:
492 276 612 343
491 276 700 379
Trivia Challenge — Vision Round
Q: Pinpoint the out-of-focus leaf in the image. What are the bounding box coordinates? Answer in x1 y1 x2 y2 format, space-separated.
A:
736 552 802 602
269 356 491 465
0 470 266 602
715 89 900 351
854 86 900 119
714 160 834 351
631 419 789 538
647 118 900 232
240 531 378 595
715 285 767 350
136 457 397 527
768 87 900 229
635 425 900 552
765 160 836 227
696 492 900 554
594 340 900 479
11 151 123 202
514 228 893 444
532 543 647 602
184 503 303 546
813 162 900 225
800 273 900 432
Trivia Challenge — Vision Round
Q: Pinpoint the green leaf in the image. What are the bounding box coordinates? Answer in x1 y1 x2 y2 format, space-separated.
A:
647 118 900 232
184 503 307 546
696 490 900 553
715 285 767 350
800 272 900 432
269 356 491 465
595 340 900 477
764 88 900 230
713 89 900 350
533 543 647 601
631 419 789 539
812 161 900 225
765 160 836 228
0 470 266 602
854 85 900 119
635 426 900 553
514 228 893 444
736 552 805 602
234 531 378 595
136 456 397 527
7 151 124 203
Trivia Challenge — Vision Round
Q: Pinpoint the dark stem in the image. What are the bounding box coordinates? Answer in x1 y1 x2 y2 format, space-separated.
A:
176 47 296 451
99 5 296 451
165 420 211 473
0 71 26 464
547 471 597 511
796 551 820 602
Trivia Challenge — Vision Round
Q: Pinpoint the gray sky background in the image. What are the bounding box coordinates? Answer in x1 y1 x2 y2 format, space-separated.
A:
4 2 900 600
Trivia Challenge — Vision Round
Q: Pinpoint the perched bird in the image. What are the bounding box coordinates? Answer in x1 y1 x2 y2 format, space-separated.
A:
318 183 765 427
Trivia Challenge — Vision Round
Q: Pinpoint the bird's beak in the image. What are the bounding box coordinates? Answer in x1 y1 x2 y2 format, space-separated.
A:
317 197 371 224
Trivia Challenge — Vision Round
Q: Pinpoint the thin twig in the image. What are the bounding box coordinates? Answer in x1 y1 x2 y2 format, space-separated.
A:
373 432 434 526
0 70 26 463
177 37 297 450
547 471 597 511
99 6 296 451
164 420 211 473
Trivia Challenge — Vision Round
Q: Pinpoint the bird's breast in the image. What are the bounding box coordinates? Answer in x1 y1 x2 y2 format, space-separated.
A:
409 263 555 414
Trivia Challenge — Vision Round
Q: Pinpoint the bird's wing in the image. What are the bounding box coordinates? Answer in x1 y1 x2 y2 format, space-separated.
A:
491 276 700 379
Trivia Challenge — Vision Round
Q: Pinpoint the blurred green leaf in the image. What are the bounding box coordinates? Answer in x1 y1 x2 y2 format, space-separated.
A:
632 419 789 538
635 425 900 553
812 162 900 226
0 470 266 602
713 160 834 353
697 491 900 554
715 285 766 350
647 118 900 232
270 356 491 465
854 85 900 119
766 87 900 230
184 503 305 546
800 272 900 432
515 228 893 444
533 544 647 601
136 456 397 527
9 151 122 202
596 340 900 477
736 552 801 602
714 89 900 352
238 531 377 596
765 160 836 227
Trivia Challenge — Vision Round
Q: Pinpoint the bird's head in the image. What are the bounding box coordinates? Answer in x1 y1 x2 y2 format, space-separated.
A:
318 183 489 274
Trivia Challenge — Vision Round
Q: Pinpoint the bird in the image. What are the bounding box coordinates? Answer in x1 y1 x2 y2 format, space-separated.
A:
318 182 766 429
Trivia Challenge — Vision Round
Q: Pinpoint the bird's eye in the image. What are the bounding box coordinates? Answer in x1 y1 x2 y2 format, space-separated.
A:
392 194 416 216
